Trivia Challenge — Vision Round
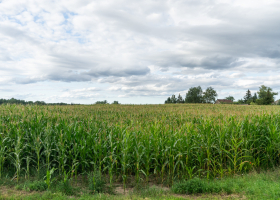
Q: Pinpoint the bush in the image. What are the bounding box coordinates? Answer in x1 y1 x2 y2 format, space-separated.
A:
28 180 48 191
57 179 75 196
172 178 225 194
15 180 48 192
88 170 106 194
172 178 207 194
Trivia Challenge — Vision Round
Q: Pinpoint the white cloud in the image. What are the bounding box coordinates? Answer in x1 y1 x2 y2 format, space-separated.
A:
0 0 279 103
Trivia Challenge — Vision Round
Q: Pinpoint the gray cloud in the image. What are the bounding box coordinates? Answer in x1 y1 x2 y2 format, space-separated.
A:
0 24 39 45
149 53 244 70
0 0 280 103
14 67 150 84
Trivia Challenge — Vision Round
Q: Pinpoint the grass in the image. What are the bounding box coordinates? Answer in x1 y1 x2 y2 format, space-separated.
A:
172 169 280 199
1 169 280 199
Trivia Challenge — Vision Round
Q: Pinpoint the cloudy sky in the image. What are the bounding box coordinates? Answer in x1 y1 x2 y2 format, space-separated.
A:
0 0 280 104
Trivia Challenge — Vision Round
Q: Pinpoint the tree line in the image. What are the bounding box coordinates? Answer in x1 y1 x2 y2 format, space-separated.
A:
165 86 217 104
165 85 279 105
226 85 279 105
0 98 120 105
95 100 119 104
0 98 76 105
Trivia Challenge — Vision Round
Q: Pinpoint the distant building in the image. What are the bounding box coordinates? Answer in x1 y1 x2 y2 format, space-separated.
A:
272 100 279 105
215 99 233 104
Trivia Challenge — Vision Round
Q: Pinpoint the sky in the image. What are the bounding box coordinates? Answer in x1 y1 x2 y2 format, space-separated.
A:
0 0 280 104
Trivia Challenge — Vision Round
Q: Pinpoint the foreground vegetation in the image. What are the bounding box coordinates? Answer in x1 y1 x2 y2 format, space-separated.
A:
1 104 280 198
2 169 280 199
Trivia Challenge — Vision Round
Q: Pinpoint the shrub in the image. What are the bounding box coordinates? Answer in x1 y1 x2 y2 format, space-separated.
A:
172 178 226 194
28 180 48 191
57 179 75 196
172 178 207 194
88 170 106 194
16 180 48 192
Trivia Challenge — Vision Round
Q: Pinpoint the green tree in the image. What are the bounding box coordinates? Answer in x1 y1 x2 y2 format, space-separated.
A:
170 95 177 104
237 99 244 104
177 94 184 103
203 87 218 103
185 86 203 103
243 89 252 104
256 85 278 105
35 101 46 105
225 96 235 102
95 100 108 104
252 93 258 103
164 97 171 104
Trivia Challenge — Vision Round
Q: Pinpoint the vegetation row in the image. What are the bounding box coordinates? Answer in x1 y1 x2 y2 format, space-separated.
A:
0 104 280 191
165 85 279 105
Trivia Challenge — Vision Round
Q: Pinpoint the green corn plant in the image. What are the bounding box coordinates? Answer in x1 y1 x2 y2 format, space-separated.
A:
223 138 251 175
161 154 168 184
45 167 56 190
97 131 106 176
78 136 89 178
151 133 163 183
42 126 54 172
142 132 153 184
30 131 43 178
174 152 184 180
57 130 67 175
89 128 102 174
132 132 143 184
63 170 71 184
107 130 117 188
120 129 131 193
0 134 8 178
70 142 79 181
10 128 26 183
194 147 205 178
24 155 33 181
186 166 196 179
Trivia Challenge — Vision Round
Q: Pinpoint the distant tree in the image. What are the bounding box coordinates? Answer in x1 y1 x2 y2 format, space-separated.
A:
203 87 218 103
170 95 177 104
177 94 184 103
252 93 258 103
112 101 119 104
165 97 172 104
34 101 46 105
243 89 252 104
0 98 69 105
95 100 108 104
237 99 244 104
256 85 278 105
185 86 203 103
225 96 235 102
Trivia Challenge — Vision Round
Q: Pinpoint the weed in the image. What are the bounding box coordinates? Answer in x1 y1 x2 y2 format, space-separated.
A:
27 180 48 191
88 170 106 194
57 179 75 196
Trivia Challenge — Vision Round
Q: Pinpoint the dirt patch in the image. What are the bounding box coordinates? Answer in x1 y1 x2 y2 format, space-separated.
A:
173 193 246 199
114 184 133 195
0 186 43 199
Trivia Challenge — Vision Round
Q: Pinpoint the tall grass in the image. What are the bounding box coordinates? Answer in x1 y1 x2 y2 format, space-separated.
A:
0 104 280 188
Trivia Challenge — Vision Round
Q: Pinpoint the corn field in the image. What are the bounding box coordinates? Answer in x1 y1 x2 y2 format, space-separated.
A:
1 104 280 186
